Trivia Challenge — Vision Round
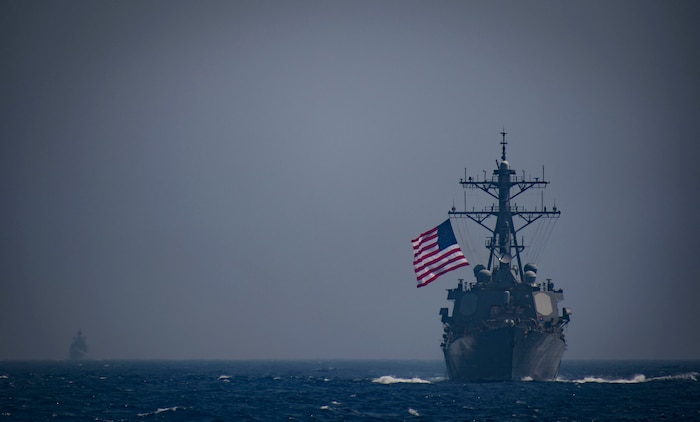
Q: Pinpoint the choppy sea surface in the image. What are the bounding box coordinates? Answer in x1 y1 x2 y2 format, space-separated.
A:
1 360 698 421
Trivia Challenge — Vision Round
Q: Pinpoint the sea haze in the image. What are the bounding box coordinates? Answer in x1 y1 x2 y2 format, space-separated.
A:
2 1 699 362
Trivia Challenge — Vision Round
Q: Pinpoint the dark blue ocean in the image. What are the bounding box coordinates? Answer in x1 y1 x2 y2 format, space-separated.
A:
1 360 698 421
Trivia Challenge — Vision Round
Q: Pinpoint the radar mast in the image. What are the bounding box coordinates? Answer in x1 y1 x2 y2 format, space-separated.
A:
449 132 559 282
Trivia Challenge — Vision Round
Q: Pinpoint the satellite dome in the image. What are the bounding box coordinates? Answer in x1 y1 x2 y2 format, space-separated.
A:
524 270 537 284
500 160 510 170
477 269 492 283
472 264 485 278
524 263 538 274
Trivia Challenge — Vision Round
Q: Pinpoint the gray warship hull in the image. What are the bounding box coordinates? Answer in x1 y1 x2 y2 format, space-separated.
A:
444 327 566 381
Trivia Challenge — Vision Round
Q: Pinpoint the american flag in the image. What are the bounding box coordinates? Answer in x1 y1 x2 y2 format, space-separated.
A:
412 219 469 288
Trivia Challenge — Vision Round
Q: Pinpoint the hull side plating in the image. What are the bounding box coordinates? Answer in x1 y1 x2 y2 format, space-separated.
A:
444 328 565 381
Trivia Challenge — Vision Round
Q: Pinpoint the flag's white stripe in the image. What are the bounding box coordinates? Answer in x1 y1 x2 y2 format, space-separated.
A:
414 244 464 273
417 260 470 287
413 240 438 258
413 244 439 265
416 256 469 283
415 247 467 280
411 229 438 250
411 227 438 243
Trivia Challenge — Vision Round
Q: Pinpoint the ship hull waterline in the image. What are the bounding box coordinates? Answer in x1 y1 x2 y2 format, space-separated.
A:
444 326 566 382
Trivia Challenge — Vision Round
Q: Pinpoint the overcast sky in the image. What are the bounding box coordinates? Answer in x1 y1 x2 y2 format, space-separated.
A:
2 1 699 360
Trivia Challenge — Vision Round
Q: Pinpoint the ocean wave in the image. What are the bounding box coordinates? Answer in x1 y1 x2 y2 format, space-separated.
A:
558 372 698 384
319 400 342 411
372 375 431 384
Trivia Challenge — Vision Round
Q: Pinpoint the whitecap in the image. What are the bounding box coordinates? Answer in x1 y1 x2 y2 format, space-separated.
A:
372 375 431 384
408 407 420 416
155 407 180 414
137 406 183 417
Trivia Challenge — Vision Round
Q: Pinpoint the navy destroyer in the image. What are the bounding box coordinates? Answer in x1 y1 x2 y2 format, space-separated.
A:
69 329 88 360
414 133 570 381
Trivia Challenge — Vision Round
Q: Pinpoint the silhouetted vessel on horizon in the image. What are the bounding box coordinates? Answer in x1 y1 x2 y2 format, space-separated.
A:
436 133 570 381
69 330 88 360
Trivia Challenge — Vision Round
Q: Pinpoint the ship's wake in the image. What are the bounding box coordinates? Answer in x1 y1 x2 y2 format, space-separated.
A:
556 372 698 384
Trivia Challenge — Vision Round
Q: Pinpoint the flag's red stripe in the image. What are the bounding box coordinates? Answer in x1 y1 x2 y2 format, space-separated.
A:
413 244 440 266
411 233 437 249
414 245 464 272
415 254 469 282
412 232 438 252
417 261 470 288
411 228 438 245
417 259 470 286
413 239 438 257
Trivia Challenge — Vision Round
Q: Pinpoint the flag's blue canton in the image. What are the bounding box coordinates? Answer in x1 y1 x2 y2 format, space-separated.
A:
437 219 459 250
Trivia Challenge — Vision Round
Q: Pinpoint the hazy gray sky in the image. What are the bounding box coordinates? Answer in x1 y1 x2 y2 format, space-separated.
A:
2 1 699 360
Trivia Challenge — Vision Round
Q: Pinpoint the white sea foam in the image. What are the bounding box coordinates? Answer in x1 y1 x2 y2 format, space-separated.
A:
558 372 698 384
155 407 180 414
652 372 698 382
372 375 431 384
408 407 421 416
137 406 183 417
218 375 232 381
573 374 647 384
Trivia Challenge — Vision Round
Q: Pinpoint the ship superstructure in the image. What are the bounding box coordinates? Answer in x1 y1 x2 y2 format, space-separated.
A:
439 133 570 381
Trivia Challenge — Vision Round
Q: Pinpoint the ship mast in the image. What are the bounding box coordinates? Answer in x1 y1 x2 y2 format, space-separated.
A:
449 132 560 282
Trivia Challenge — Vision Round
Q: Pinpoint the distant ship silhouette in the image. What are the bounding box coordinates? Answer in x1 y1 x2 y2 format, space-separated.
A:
69 330 88 360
